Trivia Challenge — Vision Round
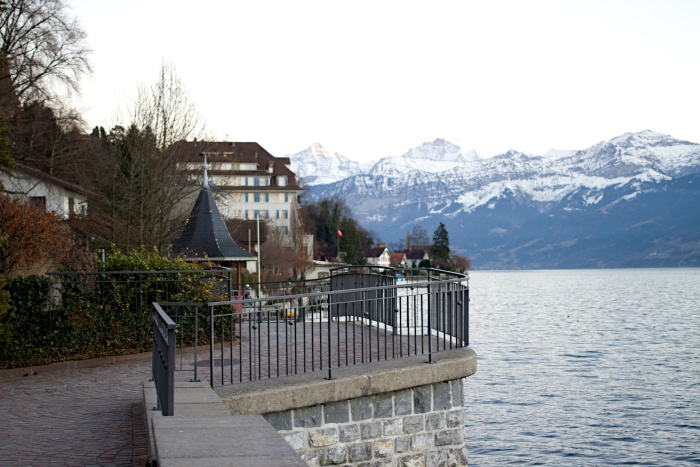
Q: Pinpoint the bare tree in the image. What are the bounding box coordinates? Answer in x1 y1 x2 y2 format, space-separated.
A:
82 64 204 251
409 224 429 248
0 0 91 106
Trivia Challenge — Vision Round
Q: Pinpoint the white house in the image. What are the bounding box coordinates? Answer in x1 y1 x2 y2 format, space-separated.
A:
363 244 391 268
0 164 89 218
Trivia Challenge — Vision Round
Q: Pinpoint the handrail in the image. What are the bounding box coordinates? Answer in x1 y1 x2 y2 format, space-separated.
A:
206 268 469 386
152 302 177 416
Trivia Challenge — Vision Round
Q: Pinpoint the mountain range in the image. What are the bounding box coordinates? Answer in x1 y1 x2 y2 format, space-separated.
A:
289 131 700 269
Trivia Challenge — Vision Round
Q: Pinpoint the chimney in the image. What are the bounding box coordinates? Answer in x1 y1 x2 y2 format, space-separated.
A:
268 161 274 173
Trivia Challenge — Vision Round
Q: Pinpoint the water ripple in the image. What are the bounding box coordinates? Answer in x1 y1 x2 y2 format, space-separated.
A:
464 269 700 467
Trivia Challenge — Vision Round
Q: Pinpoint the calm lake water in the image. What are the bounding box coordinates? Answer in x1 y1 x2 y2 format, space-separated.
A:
464 269 700 466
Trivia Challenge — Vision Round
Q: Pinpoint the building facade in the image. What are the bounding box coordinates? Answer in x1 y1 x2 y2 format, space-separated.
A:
0 164 89 219
176 141 304 239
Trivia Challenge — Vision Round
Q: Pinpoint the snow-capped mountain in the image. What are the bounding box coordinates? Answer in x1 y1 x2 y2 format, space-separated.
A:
288 143 366 186
369 138 479 176
297 130 700 269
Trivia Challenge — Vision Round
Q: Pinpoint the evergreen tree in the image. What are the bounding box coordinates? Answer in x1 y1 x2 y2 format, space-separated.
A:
432 222 451 270
339 218 366 265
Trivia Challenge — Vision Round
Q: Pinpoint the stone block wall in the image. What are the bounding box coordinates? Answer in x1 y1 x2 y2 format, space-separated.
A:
263 378 468 467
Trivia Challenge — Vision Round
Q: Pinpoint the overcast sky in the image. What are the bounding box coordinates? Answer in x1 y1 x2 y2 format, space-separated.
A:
69 0 700 162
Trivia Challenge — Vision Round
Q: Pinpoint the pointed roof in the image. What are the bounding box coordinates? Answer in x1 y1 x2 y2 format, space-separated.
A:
172 158 255 262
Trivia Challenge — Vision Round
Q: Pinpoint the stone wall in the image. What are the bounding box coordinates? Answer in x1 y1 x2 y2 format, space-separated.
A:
263 379 468 467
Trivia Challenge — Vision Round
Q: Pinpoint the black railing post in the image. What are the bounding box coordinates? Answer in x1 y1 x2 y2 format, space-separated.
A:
427 269 433 363
326 280 333 380
209 304 215 389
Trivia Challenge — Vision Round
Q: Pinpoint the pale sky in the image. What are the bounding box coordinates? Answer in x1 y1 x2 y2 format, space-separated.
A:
68 0 700 162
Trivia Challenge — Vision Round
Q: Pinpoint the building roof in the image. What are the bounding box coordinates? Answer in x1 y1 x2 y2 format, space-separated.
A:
171 184 256 262
389 252 406 267
315 246 339 262
10 164 92 196
362 246 388 258
224 219 268 246
405 247 430 260
174 140 302 192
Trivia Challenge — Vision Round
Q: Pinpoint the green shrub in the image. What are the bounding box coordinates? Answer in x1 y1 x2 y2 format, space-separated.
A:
0 247 234 369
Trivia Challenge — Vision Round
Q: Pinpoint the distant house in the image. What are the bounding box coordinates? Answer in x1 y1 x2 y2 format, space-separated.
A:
0 164 89 219
363 244 391 268
390 252 407 268
307 246 346 280
405 247 431 268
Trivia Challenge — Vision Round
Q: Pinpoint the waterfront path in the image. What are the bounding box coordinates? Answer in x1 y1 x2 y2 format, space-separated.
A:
0 355 153 466
0 319 459 466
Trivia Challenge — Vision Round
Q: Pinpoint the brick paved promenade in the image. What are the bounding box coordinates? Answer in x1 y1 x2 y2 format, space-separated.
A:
0 356 152 466
0 318 455 466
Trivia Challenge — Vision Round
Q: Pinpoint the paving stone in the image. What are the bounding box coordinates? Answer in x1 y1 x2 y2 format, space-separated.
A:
433 382 452 411
318 445 347 465
412 432 435 450
395 388 413 415
360 420 383 440
384 417 403 436
351 396 373 421
401 453 427 467
435 429 461 446
348 441 373 462
450 379 463 408
325 400 350 424
294 404 323 428
445 409 463 428
395 435 411 453
309 427 339 447
264 411 292 431
426 449 447 467
403 414 425 434
373 393 394 418
426 412 446 431
372 439 395 458
414 384 432 413
282 431 307 450
339 423 360 443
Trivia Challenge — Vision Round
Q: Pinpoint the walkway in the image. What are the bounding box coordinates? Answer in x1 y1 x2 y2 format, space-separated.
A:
0 356 152 466
0 319 460 466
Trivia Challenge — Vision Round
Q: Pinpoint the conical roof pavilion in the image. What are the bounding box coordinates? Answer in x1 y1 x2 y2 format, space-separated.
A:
172 158 255 262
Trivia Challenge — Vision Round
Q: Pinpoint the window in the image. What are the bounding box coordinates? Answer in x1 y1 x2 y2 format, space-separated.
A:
29 196 47 211
264 193 269 202
245 193 249 202
254 177 261 186
277 176 288 186
284 193 289 203
276 210 280 219
254 193 260 202
282 210 289 219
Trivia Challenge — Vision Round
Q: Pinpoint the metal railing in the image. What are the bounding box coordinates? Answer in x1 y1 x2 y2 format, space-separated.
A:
155 267 469 387
152 303 177 416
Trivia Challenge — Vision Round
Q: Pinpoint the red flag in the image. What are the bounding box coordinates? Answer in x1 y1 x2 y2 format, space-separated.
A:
337 229 343 237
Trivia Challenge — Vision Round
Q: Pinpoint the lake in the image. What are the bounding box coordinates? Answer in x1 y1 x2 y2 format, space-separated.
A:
464 268 700 466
